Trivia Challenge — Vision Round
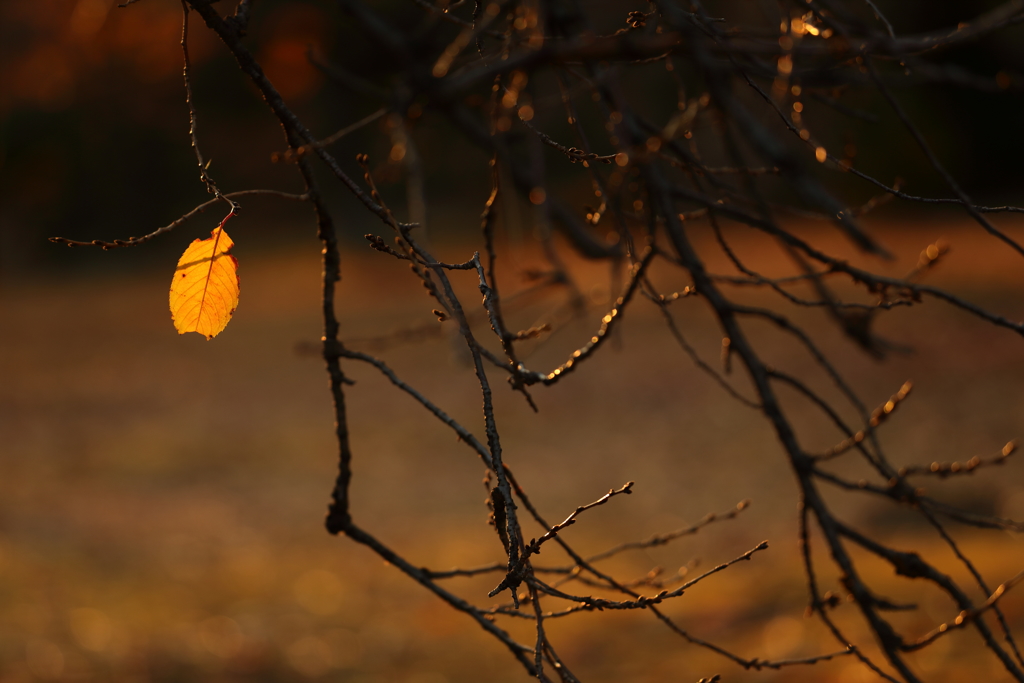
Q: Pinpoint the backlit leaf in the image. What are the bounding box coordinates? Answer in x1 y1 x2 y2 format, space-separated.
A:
169 215 239 340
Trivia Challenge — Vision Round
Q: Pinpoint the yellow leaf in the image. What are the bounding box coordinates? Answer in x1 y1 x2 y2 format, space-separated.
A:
169 214 239 340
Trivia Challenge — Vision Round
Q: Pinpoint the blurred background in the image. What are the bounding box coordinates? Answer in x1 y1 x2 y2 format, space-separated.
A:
2 1 1024 681
5 0 1024 277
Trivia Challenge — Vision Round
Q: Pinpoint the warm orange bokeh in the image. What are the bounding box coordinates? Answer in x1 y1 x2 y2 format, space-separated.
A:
0 0 326 116
1 0 188 115
256 3 331 103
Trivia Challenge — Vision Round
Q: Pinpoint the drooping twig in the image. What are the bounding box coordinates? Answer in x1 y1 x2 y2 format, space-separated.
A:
49 190 309 249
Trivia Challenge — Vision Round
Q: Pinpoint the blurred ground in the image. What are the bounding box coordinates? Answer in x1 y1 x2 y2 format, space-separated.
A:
2 216 1024 682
